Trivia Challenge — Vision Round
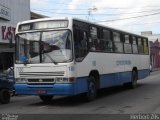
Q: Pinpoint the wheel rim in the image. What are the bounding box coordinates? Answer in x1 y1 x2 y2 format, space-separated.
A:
132 72 137 87
88 81 96 98
3 93 10 100
0 90 10 103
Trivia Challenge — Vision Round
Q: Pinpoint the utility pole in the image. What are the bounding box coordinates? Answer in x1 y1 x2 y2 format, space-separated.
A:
87 6 97 21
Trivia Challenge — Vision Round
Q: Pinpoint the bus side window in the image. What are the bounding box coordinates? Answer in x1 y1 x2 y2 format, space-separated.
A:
89 26 106 52
138 38 144 54
113 32 123 53
74 28 88 62
143 39 149 54
89 26 97 51
124 34 132 54
132 36 138 54
103 29 113 52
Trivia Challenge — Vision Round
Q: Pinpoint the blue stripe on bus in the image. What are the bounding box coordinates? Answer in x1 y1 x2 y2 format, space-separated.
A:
100 71 132 88
75 69 150 93
138 69 150 80
75 77 88 94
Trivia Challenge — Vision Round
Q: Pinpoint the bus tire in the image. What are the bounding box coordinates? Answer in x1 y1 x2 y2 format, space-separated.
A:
129 70 138 89
0 89 11 104
39 95 54 103
85 76 97 101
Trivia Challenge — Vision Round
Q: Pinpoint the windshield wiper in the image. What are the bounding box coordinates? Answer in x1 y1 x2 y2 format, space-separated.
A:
43 53 58 65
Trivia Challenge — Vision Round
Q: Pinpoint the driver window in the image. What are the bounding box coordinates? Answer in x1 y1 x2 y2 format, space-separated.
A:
74 28 88 62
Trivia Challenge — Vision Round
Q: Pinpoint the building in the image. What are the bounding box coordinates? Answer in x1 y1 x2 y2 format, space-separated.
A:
141 31 160 42
141 31 160 69
0 0 30 72
149 40 160 69
31 11 47 19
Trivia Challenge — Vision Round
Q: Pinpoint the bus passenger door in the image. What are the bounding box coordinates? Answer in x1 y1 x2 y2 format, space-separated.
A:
73 27 89 93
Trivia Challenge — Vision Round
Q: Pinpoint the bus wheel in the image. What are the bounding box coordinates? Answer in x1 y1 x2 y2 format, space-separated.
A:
39 95 54 103
0 89 11 104
85 76 97 101
129 71 138 89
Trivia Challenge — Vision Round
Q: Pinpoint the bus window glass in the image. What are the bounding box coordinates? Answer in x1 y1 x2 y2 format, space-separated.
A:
113 32 123 53
143 39 149 54
74 29 88 62
132 36 137 44
113 32 121 42
16 30 72 64
41 30 72 63
124 34 132 53
89 26 99 51
138 38 144 54
16 32 40 63
125 35 130 43
132 45 138 54
103 29 113 52
132 36 138 54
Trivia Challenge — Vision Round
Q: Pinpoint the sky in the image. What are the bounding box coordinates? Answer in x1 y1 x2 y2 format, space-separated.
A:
30 0 160 35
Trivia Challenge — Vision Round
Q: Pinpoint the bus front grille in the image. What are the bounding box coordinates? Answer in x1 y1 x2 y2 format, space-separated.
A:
27 79 55 84
19 71 65 77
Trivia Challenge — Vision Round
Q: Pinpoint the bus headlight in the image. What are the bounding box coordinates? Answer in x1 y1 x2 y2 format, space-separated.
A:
16 78 27 83
56 77 75 83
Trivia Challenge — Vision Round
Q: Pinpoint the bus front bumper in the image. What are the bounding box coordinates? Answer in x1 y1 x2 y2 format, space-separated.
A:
15 83 75 95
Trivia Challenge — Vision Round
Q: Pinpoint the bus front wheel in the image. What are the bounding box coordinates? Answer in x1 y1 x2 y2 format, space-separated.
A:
39 95 54 103
85 76 97 101
0 89 11 104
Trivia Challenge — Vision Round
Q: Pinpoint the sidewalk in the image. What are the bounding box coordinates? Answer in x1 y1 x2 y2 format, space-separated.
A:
152 67 160 71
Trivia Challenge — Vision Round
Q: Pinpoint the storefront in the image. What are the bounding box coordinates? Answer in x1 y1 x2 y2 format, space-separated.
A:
0 0 30 72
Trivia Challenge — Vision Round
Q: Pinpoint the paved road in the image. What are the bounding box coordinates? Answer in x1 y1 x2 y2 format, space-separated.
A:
0 71 160 115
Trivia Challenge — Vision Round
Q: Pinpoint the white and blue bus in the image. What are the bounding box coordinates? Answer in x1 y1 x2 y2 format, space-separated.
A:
14 17 150 102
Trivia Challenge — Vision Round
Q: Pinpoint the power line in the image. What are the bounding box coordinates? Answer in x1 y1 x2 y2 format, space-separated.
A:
113 21 160 26
51 2 160 9
96 12 160 22
32 7 160 11
32 8 160 16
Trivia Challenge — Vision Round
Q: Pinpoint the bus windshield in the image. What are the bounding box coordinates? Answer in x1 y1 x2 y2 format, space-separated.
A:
16 30 72 64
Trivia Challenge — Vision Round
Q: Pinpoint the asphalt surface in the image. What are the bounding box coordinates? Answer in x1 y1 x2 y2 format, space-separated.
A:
0 71 160 119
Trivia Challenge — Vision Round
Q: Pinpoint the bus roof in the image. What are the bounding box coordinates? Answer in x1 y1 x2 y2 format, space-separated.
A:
17 17 147 39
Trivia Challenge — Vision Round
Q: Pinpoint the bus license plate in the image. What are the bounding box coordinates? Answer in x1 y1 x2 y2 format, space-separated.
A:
36 90 47 94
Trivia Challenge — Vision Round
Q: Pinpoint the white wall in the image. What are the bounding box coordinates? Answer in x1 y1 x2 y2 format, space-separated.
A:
0 0 30 43
147 35 160 42
141 31 160 42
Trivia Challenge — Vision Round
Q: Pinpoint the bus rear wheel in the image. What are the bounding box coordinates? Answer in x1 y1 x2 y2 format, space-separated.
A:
127 70 138 89
131 71 138 88
85 76 97 101
0 89 11 104
39 95 54 103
